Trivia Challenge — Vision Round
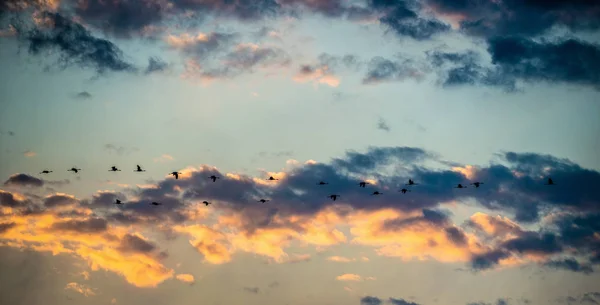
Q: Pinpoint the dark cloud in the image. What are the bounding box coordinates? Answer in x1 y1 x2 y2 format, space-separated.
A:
502 232 563 255
544 258 594 274
487 37 600 89
0 222 16 233
145 57 168 74
470 249 511 271
363 56 427 84
74 91 92 100
377 117 391 132
426 0 600 38
361 296 383 305
243 286 260 294
51 217 108 233
368 0 450 40
43 194 79 207
389 298 421 305
3 174 44 188
444 226 467 246
0 191 28 208
20 11 137 74
170 31 237 59
118 234 157 253
73 0 167 38
223 44 290 71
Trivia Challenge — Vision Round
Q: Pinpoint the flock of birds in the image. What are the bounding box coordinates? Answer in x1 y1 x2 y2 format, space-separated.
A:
36 165 558 207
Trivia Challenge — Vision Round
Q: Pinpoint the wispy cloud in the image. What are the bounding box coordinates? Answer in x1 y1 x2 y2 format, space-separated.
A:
153 154 174 163
23 150 36 157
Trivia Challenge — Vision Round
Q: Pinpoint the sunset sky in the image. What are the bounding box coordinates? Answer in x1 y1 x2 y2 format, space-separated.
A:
1 1 599 305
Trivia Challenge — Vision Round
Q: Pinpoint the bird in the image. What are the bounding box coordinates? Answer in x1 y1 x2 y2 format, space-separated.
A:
470 182 484 188
454 184 467 189
209 175 220 182
109 166 121 172
202 201 211 206
40 170 53 174
545 178 555 185
406 179 418 186
267 176 279 181
170 171 182 179
257 199 270 203
399 188 410 194
358 181 370 188
114 199 122 204
150 201 162 205
68 167 81 173
134 165 146 172
328 194 341 201
371 191 383 195
316 181 329 185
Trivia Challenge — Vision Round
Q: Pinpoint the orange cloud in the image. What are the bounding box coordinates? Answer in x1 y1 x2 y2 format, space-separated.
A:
469 212 523 240
176 274 195 284
65 282 95 297
336 274 362 281
327 256 355 262
451 165 477 180
293 65 340 87
23 150 36 157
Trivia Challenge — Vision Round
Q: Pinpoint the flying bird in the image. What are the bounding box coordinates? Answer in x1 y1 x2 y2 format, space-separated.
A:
328 194 341 201
267 176 279 181
371 191 383 195
257 199 270 203
470 182 484 188
134 165 146 172
109 166 121 172
170 171 182 179
454 184 467 189
150 201 162 206
40 170 53 174
545 178 555 185
406 179 418 186
209 175 220 182
317 181 329 185
114 199 122 205
68 167 81 173
399 188 410 194
358 181 370 188
202 201 211 206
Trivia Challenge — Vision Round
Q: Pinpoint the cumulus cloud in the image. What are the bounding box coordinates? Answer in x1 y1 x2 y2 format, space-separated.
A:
363 55 428 84
175 273 195 284
3 174 44 188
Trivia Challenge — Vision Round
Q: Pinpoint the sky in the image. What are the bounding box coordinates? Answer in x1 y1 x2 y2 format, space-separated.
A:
0 1 599 305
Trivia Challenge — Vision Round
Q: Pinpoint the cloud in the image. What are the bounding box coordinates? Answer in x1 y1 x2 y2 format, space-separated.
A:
363 55 428 84
153 154 174 163
368 0 450 40
3 174 44 188
389 298 421 305
74 91 92 100
243 286 260 294
145 57 168 74
361 296 382 305
23 150 36 157
336 273 362 281
175 273 195 284
64 282 96 297
293 53 360 87
327 256 356 262
166 32 237 59
18 11 137 74
377 117 390 132
104 144 139 156
544 258 594 274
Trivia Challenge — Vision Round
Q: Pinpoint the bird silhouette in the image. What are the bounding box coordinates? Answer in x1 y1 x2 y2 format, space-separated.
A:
202 201 211 206
258 199 270 203
267 176 279 181
470 182 484 188
209 175 220 182
371 191 383 195
170 171 182 179
406 179 418 186
40 170 53 174
109 166 121 172
399 188 410 194
134 165 146 172
150 201 162 206
317 181 329 185
328 194 341 201
545 178 555 185
114 199 122 204
358 181 370 188
68 167 81 173
454 184 467 189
